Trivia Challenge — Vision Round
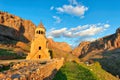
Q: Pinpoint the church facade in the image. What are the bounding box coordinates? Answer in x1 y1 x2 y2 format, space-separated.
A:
26 23 50 60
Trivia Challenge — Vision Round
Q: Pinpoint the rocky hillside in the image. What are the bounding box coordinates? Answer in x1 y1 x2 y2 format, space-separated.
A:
0 11 36 43
47 38 77 61
72 27 120 76
72 27 120 58
48 38 72 53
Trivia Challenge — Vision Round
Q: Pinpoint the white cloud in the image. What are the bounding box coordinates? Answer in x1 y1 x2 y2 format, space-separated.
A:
104 24 110 28
47 23 110 47
56 5 88 18
53 16 62 23
55 0 88 18
48 28 67 38
47 23 110 38
69 0 78 5
70 25 89 32
50 6 54 10
47 36 53 39
74 25 105 36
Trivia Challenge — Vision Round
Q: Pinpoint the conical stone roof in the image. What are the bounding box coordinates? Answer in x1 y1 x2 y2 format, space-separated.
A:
37 22 45 29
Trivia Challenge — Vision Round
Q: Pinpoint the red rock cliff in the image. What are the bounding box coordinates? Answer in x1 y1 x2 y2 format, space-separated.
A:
72 27 120 57
0 11 36 43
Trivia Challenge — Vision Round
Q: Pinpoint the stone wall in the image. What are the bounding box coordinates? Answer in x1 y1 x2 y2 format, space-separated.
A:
0 58 64 80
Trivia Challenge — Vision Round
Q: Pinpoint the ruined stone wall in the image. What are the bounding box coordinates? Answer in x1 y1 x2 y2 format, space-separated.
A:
0 58 64 80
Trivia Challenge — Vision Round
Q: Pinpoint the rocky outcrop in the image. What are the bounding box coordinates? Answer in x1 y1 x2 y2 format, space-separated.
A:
0 11 36 43
72 41 90 57
48 38 72 53
47 38 74 61
72 27 120 58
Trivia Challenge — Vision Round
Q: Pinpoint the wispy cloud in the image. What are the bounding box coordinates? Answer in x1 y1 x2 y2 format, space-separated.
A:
47 23 110 47
69 0 78 5
53 16 62 23
47 23 110 38
56 0 88 18
47 28 67 38
47 23 110 40
50 6 54 10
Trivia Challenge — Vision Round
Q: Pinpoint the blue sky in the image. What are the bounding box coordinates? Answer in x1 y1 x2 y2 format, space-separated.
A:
0 0 120 47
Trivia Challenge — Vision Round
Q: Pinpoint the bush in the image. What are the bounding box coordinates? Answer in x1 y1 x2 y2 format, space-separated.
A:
0 49 26 59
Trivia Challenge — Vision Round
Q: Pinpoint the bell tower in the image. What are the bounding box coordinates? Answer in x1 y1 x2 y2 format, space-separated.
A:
26 22 50 60
35 23 46 37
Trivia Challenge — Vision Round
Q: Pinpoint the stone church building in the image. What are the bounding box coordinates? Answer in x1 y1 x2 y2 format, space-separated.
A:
26 23 50 60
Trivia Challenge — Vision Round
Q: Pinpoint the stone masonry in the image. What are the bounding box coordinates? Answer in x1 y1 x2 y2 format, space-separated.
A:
26 23 50 60
0 58 64 80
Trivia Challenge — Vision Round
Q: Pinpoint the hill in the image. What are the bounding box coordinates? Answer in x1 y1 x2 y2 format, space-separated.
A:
0 11 36 43
72 27 120 76
53 61 117 80
47 38 78 61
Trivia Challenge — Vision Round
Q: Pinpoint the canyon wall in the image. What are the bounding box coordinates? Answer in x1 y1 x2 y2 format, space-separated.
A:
0 11 36 43
72 28 120 58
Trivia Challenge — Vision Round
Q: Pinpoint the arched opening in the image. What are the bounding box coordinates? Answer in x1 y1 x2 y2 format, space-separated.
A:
46 41 48 48
39 46 41 50
39 30 40 34
41 31 43 34
39 55 41 58
49 50 53 59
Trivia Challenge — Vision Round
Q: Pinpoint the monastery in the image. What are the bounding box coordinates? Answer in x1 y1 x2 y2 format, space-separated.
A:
26 23 50 60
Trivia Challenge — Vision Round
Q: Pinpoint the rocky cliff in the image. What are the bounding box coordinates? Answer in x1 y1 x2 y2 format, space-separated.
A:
0 11 36 43
47 38 74 61
72 27 120 76
72 27 120 58
48 38 72 53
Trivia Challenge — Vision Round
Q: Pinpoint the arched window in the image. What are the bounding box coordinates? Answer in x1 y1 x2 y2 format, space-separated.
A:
39 30 40 34
39 46 41 50
39 55 41 58
41 31 43 34
46 41 48 48
36 31 38 34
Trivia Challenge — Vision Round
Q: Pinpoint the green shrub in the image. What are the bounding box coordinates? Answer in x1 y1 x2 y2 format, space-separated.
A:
0 49 26 59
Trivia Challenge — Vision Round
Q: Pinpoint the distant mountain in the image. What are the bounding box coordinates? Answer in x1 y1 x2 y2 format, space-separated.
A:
72 27 120 76
0 11 36 43
72 27 120 59
48 38 72 53
47 38 78 61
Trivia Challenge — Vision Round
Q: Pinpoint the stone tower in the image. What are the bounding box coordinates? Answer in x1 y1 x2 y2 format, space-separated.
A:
26 23 50 60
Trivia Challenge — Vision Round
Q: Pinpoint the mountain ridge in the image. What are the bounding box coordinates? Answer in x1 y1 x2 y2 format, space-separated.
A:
72 27 120 58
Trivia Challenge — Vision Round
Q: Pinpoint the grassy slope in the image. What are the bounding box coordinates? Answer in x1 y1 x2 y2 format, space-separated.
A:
97 49 120 76
80 62 117 80
80 48 120 77
0 49 26 59
53 62 98 80
53 61 117 80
